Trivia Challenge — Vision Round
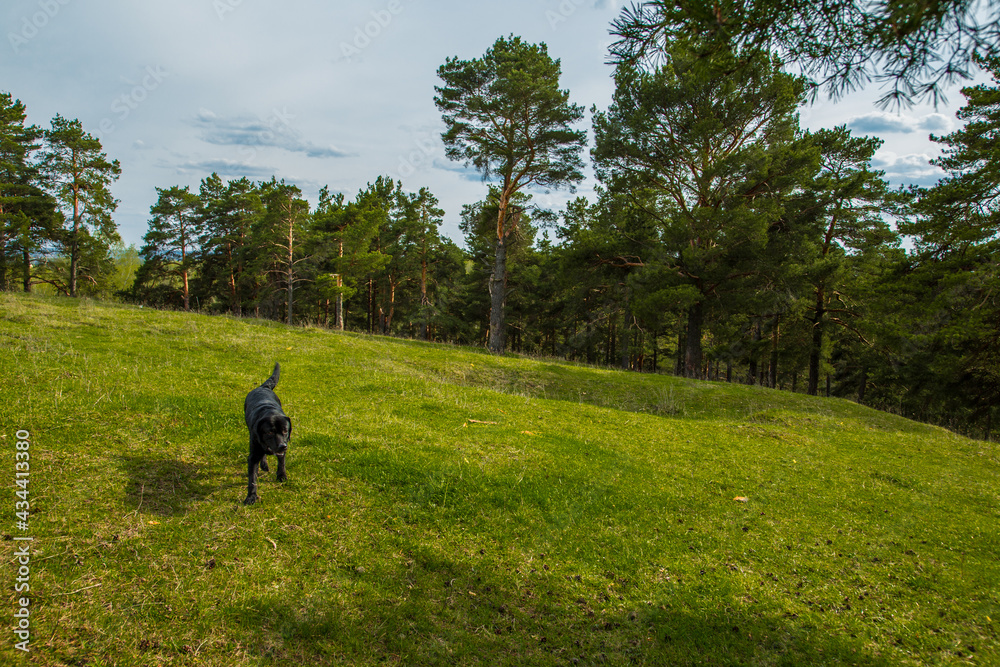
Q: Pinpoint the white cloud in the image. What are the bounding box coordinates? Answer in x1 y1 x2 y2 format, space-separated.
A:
174 158 278 180
919 113 954 133
847 111 954 135
191 109 356 159
873 152 946 187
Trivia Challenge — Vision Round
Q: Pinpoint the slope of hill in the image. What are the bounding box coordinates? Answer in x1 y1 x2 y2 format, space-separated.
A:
1 293 997 666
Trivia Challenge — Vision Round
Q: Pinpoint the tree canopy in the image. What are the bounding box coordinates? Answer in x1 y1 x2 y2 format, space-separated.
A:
609 0 1000 107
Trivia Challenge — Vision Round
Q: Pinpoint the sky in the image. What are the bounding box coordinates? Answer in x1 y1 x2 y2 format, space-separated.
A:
1 0 980 249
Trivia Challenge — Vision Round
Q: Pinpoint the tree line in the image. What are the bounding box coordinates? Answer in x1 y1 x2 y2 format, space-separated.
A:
133 173 468 340
1 4 997 440
0 99 123 297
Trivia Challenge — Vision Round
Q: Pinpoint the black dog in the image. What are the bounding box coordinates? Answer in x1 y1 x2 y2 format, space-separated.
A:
243 362 292 505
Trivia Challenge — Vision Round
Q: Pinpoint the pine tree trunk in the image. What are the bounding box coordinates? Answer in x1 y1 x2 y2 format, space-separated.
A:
286 219 294 326
586 319 595 364
769 314 780 389
487 234 507 354
652 328 659 372
747 321 762 385
0 219 7 290
420 251 429 341
607 311 616 366
21 245 31 292
180 221 190 311
386 278 396 333
367 279 375 334
684 301 703 379
620 318 630 370
69 182 80 297
226 243 237 315
675 315 686 375
335 239 344 330
808 287 825 395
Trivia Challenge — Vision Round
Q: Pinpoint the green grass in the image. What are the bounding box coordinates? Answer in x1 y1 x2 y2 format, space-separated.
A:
1 292 998 666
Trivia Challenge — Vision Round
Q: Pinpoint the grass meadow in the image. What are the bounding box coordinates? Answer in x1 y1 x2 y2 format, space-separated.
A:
1 292 998 665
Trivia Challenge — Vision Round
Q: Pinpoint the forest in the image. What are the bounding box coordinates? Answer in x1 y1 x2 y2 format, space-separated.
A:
1 3 998 440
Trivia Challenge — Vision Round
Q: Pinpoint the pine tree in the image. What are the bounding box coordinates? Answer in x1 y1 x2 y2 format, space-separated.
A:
311 180 390 331
411 188 446 340
593 41 815 378
888 55 1000 435
258 179 309 325
39 115 121 296
198 175 264 315
0 92 58 292
138 186 202 310
436 35 586 353
798 126 897 395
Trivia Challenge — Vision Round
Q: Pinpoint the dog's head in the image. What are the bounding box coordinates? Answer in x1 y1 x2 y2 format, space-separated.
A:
256 413 292 455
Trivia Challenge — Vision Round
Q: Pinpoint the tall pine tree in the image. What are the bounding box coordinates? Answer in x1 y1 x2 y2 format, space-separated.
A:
138 186 203 310
436 35 586 353
39 115 120 296
593 41 816 378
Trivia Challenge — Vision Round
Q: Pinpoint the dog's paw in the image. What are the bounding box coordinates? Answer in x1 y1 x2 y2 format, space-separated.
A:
276 472 287 483
243 494 258 506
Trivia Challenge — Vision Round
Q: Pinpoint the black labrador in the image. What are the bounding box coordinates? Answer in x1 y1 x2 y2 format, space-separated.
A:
243 362 292 505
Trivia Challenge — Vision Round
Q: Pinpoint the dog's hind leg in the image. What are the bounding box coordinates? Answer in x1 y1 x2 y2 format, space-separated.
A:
259 456 269 473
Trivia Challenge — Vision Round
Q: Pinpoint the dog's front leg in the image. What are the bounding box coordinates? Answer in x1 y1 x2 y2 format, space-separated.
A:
275 453 287 483
245 448 265 505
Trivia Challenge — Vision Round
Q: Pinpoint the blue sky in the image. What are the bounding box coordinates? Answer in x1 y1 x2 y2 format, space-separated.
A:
2 0 978 248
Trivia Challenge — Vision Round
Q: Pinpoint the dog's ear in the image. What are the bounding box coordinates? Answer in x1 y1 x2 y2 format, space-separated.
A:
282 416 292 437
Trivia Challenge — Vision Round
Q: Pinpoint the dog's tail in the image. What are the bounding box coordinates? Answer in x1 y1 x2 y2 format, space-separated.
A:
261 362 280 390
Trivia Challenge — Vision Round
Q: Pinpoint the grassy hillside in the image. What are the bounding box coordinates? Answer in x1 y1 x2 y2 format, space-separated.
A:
1 292 998 666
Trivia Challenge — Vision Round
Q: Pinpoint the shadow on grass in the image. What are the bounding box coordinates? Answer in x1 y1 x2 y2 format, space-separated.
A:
119 455 222 516
227 547 894 667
